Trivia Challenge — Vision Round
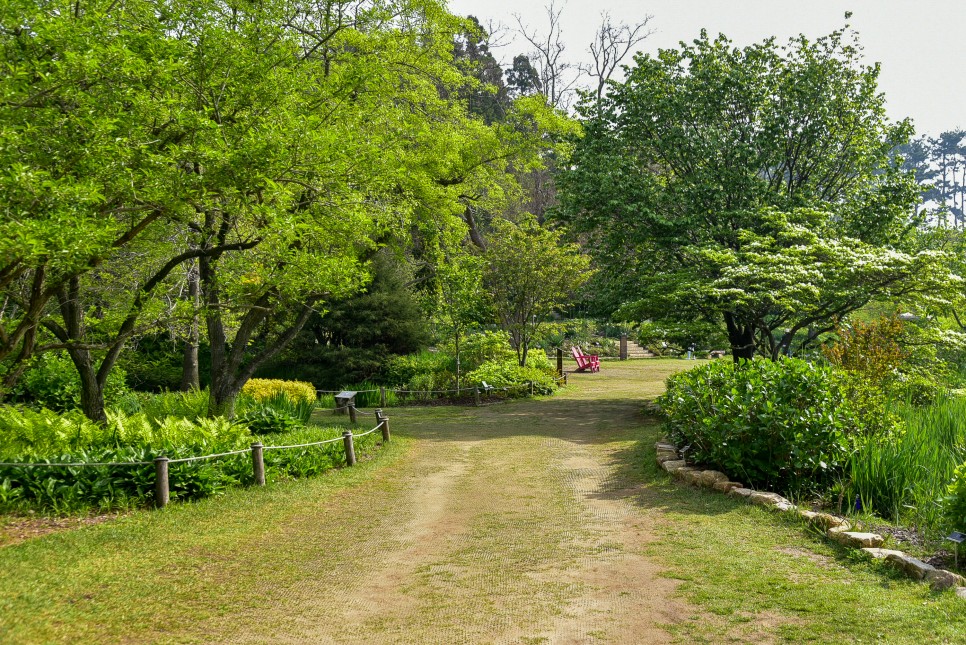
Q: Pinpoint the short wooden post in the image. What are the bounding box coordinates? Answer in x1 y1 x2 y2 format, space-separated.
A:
348 404 357 424
380 386 386 408
563 372 568 386
529 380 534 396
154 456 170 509
620 334 628 361
251 442 265 486
376 409 391 442
474 387 480 407
343 430 356 466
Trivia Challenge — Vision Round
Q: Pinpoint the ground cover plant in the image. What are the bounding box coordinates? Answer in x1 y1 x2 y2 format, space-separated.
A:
0 377 381 512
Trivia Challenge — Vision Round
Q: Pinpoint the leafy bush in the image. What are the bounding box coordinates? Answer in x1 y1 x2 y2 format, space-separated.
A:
114 389 211 422
238 406 302 435
823 314 948 405
465 356 558 396
17 353 130 412
459 331 516 371
659 358 866 494
242 378 316 404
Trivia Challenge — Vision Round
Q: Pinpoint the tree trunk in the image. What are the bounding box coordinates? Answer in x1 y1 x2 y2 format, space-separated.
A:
208 381 240 418
180 264 201 391
69 349 107 424
724 312 756 363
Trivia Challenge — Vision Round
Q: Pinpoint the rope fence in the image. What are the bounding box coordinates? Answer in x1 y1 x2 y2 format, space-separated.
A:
0 409 392 510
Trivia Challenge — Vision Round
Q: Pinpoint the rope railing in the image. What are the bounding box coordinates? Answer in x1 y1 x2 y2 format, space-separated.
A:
0 459 153 468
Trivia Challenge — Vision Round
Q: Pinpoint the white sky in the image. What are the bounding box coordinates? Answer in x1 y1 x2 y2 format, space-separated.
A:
446 0 966 138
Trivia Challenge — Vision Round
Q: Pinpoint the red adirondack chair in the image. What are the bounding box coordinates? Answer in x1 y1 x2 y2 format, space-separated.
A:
571 346 600 373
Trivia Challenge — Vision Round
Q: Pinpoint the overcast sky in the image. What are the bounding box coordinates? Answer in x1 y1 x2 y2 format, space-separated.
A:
446 0 965 138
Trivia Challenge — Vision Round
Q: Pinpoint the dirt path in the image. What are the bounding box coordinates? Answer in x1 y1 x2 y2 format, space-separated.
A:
217 364 691 644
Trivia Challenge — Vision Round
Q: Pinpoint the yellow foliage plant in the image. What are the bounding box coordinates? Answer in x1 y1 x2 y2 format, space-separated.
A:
242 378 317 404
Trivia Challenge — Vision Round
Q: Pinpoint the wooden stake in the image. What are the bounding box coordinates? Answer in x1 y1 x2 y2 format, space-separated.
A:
343 430 356 466
154 457 169 509
376 409 391 442
251 443 265 486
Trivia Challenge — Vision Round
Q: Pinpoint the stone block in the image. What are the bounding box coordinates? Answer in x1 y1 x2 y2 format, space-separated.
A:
925 569 966 591
885 553 936 580
728 487 755 499
860 548 906 560
678 469 703 486
655 442 678 452
956 587 966 600
662 460 687 473
713 481 743 493
812 513 852 531
656 452 679 464
827 530 884 548
698 470 729 488
748 491 792 509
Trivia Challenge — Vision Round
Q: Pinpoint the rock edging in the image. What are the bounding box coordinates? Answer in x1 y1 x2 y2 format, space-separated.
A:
656 441 966 595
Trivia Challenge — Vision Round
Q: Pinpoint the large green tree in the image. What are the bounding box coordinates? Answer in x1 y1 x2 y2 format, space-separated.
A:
557 28 953 360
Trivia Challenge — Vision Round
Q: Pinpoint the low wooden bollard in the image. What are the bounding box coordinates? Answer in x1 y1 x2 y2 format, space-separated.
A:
154 456 170 508
474 387 480 407
380 387 387 408
251 442 265 486
564 373 568 386
529 380 534 396
343 430 356 466
556 348 564 376
376 409 391 442
348 404 357 424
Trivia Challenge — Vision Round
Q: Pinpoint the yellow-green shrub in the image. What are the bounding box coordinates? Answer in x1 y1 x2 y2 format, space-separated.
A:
242 378 316 404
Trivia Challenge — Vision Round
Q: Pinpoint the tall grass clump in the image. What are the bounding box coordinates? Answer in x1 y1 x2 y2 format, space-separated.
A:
849 394 966 539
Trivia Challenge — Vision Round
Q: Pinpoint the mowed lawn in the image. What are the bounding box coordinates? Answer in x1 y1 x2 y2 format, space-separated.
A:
1 359 964 643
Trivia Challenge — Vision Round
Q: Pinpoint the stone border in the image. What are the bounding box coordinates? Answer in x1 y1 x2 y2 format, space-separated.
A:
656 441 966 596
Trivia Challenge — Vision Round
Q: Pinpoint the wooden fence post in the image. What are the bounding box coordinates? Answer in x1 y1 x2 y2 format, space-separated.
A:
376 409 391 442
620 334 628 361
251 443 265 486
348 404 357 424
380 387 386 408
556 348 563 376
529 380 534 396
474 387 480 407
563 372 568 386
343 430 356 466
154 457 169 509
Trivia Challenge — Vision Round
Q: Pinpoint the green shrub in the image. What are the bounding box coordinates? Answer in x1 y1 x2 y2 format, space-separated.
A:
239 406 302 435
658 358 865 494
459 331 516 371
114 389 211 422
17 353 130 412
465 358 557 396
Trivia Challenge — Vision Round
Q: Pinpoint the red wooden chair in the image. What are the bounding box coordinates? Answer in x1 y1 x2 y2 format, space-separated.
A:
571 346 600 373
